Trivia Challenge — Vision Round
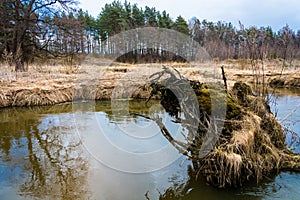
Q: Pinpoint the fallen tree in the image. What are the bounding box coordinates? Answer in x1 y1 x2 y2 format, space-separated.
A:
138 66 300 188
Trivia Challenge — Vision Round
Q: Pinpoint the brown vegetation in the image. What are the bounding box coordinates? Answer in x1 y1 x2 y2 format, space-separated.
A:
199 82 300 188
143 67 300 188
1 58 300 108
218 59 300 88
0 60 153 107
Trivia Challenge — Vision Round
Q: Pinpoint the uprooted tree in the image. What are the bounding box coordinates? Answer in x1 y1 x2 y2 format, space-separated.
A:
139 66 300 188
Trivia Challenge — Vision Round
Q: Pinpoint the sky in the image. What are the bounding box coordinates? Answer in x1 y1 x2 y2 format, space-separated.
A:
78 0 300 31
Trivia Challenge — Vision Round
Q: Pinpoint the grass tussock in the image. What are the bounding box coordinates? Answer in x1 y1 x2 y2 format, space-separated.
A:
1 88 73 107
197 82 300 188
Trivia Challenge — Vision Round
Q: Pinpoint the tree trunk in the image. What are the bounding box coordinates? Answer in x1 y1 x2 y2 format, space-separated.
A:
80 30 85 54
12 30 25 72
15 55 25 71
13 35 26 72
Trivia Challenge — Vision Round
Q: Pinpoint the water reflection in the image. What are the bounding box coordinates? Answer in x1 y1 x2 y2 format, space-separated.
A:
160 169 300 200
0 105 89 199
269 88 300 153
1 92 300 199
0 101 190 200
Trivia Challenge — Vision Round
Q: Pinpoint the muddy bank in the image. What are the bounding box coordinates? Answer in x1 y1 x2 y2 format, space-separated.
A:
269 75 300 88
0 61 212 108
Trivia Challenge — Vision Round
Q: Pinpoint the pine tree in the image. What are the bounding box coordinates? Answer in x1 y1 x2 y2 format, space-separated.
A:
173 15 189 35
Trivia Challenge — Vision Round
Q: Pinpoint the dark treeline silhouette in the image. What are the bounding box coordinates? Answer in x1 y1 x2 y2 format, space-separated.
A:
1 0 300 71
117 50 188 63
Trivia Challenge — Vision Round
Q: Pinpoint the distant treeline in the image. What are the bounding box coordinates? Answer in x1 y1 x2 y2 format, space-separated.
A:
1 0 299 71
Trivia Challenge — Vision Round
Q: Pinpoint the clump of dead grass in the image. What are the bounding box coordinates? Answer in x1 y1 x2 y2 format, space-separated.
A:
10 88 73 107
197 82 300 188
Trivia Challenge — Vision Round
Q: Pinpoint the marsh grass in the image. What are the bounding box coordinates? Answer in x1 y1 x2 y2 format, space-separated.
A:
0 58 300 108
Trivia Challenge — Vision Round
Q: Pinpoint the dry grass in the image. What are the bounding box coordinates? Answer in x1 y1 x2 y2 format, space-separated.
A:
0 58 162 107
220 59 300 88
197 82 300 188
1 58 300 107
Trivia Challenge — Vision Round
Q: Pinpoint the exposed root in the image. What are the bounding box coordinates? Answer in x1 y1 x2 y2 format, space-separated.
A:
145 67 300 188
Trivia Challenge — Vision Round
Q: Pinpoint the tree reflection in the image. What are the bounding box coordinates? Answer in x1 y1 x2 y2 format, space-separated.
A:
0 105 90 199
159 166 287 200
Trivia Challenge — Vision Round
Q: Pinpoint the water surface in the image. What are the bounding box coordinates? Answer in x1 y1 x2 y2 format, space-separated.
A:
0 90 300 200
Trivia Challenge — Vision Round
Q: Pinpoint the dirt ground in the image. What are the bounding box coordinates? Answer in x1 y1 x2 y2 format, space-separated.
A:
1 57 300 107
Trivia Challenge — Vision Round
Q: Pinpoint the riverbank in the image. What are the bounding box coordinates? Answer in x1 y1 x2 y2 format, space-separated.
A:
1 58 300 107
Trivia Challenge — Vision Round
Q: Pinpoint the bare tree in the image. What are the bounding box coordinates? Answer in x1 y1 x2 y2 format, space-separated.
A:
0 0 78 71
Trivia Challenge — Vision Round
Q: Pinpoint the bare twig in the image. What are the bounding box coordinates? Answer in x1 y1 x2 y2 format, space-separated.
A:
280 102 300 123
130 112 192 158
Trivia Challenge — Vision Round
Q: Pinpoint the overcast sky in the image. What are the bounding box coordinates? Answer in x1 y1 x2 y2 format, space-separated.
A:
78 0 300 31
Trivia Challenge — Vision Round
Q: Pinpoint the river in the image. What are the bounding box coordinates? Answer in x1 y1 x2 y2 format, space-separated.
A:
0 90 300 200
